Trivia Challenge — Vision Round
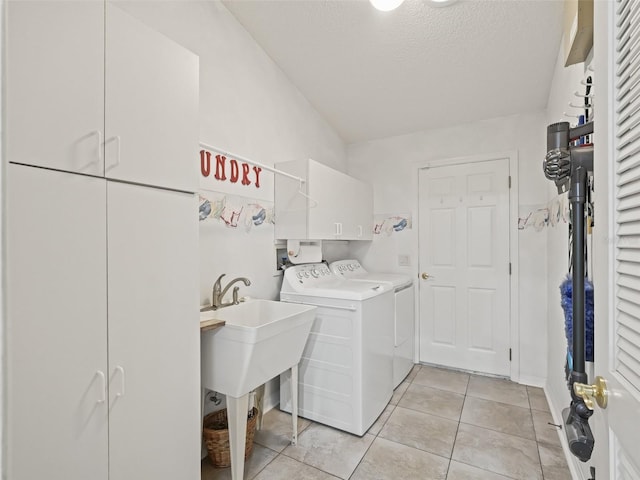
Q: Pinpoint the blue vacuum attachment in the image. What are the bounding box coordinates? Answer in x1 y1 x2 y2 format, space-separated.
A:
560 274 594 362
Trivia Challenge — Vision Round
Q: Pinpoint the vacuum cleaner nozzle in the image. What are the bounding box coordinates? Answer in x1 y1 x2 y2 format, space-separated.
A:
562 405 595 462
543 120 594 194
544 122 572 193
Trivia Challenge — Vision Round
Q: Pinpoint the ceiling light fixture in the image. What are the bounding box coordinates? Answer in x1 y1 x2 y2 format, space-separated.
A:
428 0 458 7
369 0 405 12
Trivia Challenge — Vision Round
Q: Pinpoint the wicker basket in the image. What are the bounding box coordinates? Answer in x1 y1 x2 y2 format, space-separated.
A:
203 407 258 468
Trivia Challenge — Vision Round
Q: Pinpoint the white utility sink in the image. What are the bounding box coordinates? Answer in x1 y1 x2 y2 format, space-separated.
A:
200 299 316 480
200 299 316 397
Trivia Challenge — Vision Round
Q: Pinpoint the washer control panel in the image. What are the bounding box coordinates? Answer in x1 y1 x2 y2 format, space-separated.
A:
285 263 333 286
330 259 365 277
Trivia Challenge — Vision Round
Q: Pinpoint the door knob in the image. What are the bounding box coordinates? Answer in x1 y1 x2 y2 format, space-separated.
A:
574 376 608 410
421 273 430 280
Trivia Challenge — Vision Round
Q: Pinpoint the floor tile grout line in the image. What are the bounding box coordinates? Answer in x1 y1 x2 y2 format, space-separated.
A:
248 450 280 480
457 418 539 443
374 431 459 464
390 403 462 424
444 391 467 480
370 403 396 437
463 392 531 409
248 425 314 480
345 433 377 479
535 415 549 480
451 458 520 480
450 390 528 480
407 382 469 397
306 459 344 480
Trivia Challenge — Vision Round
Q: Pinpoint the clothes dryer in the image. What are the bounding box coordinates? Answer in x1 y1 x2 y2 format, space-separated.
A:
279 262 394 436
330 259 415 388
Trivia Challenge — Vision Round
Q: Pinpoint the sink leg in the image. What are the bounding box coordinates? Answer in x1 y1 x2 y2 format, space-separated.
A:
227 393 249 480
291 364 298 445
255 383 265 431
201 388 207 437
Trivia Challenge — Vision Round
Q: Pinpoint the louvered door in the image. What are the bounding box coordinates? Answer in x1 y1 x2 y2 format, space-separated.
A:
592 0 640 477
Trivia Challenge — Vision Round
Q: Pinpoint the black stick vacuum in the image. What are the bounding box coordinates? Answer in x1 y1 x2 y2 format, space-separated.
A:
544 120 595 462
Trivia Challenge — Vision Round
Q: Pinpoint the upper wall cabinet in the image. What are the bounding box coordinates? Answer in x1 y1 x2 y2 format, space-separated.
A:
7 1 105 176
563 0 593 67
105 4 199 192
275 159 373 241
7 2 199 192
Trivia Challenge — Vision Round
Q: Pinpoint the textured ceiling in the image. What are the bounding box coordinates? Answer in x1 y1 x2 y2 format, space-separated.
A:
223 0 565 143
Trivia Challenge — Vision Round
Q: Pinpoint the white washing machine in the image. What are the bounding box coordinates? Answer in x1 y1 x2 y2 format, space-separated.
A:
330 259 415 388
279 262 394 436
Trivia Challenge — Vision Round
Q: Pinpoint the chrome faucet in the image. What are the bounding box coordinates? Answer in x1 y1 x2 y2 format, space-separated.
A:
211 274 251 309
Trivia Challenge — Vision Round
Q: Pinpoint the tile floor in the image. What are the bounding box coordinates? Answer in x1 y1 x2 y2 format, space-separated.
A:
201 365 573 480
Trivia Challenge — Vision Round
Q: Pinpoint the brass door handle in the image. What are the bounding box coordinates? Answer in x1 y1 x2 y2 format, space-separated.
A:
574 376 608 410
421 273 430 280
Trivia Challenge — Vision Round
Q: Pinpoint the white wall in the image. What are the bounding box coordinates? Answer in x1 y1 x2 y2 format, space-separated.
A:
347 111 550 384
114 1 347 413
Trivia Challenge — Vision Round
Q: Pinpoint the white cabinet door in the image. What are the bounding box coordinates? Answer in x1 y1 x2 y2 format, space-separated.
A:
7 165 109 480
105 3 199 193
107 182 200 480
274 160 309 239
308 159 345 239
344 179 373 240
6 1 104 175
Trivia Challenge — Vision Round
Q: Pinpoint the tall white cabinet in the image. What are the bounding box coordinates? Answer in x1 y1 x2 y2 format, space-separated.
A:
8 166 110 480
6 3 200 479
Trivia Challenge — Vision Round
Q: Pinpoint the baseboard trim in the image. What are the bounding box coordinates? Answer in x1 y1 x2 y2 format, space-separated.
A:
518 375 546 388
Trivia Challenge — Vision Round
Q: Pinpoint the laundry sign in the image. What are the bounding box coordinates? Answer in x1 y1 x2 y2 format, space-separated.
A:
199 147 274 202
200 150 263 188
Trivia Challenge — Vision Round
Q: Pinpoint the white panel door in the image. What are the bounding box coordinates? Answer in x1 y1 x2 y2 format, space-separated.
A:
107 181 200 480
418 159 510 376
7 165 108 480
6 0 104 175
105 3 199 192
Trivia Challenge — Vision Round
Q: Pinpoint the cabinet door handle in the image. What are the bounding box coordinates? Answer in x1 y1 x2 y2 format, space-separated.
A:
357 225 363 237
335 222 342 236
92 130 103 162
115 365 126 397
96 370 106 404
106 135 121 171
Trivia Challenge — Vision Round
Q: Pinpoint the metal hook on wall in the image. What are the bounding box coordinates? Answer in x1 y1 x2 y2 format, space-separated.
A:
568 102 593 109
